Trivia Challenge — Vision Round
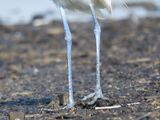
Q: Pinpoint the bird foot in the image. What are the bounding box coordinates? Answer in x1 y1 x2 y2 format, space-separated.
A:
82 91 109 105
63 102 75 109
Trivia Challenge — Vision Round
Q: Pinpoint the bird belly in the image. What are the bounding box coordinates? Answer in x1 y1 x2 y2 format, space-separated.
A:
52 0 91 11
52 0 111 19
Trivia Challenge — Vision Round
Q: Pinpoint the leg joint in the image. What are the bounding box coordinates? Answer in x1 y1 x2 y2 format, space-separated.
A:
65 30 72 41
94 22 101 34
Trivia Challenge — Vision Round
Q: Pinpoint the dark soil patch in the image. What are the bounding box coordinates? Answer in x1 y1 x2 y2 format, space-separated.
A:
0 17 159 120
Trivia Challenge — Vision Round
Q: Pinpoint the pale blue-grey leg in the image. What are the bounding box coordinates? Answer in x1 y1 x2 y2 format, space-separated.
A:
82 4 108 104
60 6 74 109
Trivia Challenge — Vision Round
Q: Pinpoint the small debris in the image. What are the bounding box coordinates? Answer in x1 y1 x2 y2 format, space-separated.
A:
95 102 141 110
47 94 69 109
11 91 33 97
9 112 25 120
127 58 151 63
136 111 160 120
46 27 64 35
25 114 42 118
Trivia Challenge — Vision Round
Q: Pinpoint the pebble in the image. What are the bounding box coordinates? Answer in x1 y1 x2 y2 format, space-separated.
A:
9 112 25 120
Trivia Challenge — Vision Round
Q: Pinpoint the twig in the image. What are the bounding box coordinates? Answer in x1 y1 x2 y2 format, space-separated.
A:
127 58 151 63
136 112 151 120
95 102 140 110
25 114 42 118
41 108 55 112
136 109 160 120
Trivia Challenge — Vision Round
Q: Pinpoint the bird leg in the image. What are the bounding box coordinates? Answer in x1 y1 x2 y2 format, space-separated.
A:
82 4 108 105
60 6 75 109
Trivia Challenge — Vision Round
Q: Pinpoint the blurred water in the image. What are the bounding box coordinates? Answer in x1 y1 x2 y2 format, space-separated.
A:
0 0 160 24
0 0 54 24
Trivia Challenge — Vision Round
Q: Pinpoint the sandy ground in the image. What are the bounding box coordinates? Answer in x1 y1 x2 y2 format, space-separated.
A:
0 17 160 120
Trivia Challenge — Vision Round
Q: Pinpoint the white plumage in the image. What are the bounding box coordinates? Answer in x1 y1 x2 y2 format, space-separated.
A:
52 0 112 17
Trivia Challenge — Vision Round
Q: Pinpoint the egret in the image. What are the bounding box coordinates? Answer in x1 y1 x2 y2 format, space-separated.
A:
52 0 112 109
